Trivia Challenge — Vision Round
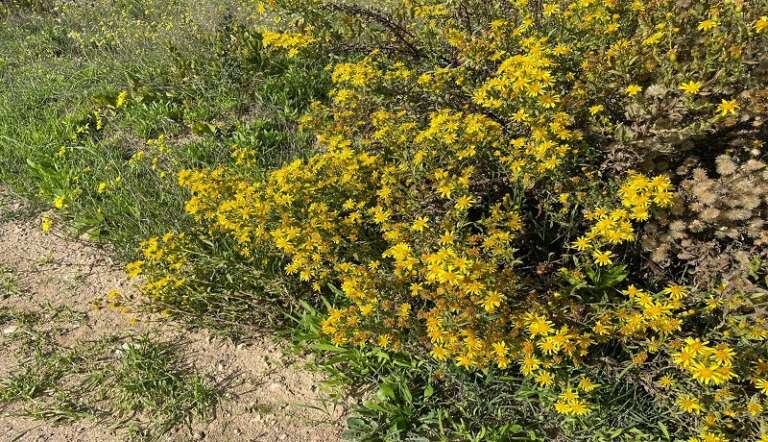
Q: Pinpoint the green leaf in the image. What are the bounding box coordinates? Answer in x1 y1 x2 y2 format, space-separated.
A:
377 383 396 401
658 422 669 439
423 384 433 399
401 382 412 405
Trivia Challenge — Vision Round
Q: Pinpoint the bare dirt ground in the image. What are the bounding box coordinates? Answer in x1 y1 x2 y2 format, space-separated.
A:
0 191 346 442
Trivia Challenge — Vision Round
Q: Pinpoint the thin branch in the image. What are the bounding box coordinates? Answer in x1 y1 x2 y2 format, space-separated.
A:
323 2 424 60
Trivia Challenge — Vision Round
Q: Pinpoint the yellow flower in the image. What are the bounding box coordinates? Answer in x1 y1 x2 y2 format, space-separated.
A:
592 250 613 266
456 354 474 368
718 366 736 384
126 260 144 279
53 196 65 209
690 362 720 385
41 216 53 233
538 337 560 355
572 236 590 251
589 104 604 115
107 289 121 302
431 345 449 361
261 31 316 57
712 344 734 367
756 16 768 33
560 389 578 402
673 348 696 368
679 81 702 95
567 400 591 416
455 195 474 211
97 182 108 194
697 19 719 31
359 303 374 316
492 341 507 357
397 303 411 320
377 334 391 348
698 431 728 442
747 399 763 416
555 392 591 416
755 378 768 396
632 351 648 365
624 285 640 297
554 399 572 414
528 314 553 337
642 31 664 46
717 99 739 116
625 84 642 96
521 355 541 375
683 337 708 354
535 370 554 387
664 284 687 300
653 189 674 207
115 90 128 108
578 378 598 392
658 374 674 388
410 216 428 232
437 183 453 199
482 290 503 313
676 394 703 414
543 4 559 16
593 320 611 335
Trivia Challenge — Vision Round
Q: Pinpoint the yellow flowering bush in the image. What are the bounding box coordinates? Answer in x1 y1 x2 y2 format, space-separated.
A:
261 30 316 57
132 0 768 439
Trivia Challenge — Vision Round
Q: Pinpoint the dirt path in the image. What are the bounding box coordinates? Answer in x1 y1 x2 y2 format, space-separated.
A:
0 192 346 442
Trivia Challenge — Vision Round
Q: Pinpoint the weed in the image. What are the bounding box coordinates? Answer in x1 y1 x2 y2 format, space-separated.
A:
0 332 221 441
0 265 23 300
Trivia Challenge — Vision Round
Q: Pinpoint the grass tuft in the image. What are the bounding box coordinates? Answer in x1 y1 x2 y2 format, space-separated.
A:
0 325 221 441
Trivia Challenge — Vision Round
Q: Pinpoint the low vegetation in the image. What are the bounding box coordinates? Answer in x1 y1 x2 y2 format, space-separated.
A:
2 0 768 441
0 300 220 441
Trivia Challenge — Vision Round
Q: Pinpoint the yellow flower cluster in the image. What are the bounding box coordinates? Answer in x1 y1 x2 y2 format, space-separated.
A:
673 338 736 386
132 0 768 437
261 30 316 57
554 389 591 416
130 232 189 304
573 173 674 267
472 40 580 184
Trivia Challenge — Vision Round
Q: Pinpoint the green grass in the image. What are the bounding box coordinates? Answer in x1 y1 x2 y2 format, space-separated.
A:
0 266 23 300
104 336 222 438
0 0 331 332
0 0 335 330
0 0 328 261
0 261 220 441
0 326 221 441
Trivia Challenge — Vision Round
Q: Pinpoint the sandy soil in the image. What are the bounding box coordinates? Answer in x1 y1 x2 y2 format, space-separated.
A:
0 192 346 442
